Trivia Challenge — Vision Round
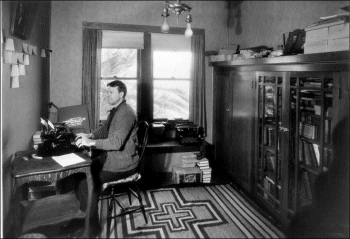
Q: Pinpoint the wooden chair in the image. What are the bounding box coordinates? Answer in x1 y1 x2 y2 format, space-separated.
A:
99 121 149 238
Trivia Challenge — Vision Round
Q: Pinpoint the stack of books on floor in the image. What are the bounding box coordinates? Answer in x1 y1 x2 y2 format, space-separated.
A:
32 131 42 149
173 153 202 184
196 158 212 183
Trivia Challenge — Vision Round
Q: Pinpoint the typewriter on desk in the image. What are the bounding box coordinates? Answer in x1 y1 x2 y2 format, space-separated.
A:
175 121 202 146
37 118 79 157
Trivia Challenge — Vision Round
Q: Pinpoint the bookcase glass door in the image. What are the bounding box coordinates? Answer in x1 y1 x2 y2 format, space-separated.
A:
257 74 283 210
288 74 334 216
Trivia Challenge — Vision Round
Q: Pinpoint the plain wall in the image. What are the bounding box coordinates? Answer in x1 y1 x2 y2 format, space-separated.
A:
1 1 51 236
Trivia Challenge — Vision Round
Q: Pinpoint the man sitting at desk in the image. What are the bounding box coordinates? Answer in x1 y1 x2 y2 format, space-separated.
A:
75 80 138 234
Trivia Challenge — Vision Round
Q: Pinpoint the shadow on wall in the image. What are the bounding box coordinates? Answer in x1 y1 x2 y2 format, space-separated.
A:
226 0 243 35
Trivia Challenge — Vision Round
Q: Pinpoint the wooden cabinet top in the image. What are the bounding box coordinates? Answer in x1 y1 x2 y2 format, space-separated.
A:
209 51 349 67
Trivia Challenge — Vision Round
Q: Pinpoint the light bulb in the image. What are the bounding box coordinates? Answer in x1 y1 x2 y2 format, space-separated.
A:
161 17 170 33
185 22 193 38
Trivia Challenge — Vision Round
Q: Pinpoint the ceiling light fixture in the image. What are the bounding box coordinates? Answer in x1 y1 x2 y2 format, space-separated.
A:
161 1 193 38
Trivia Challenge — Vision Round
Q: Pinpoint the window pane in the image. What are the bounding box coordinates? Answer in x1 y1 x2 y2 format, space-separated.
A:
100 80 137 120
101 49 137 78
153 80 189 120
153 51 192 79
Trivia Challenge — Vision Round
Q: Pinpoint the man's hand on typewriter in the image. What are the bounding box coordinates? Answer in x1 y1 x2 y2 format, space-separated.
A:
75 133 93 139
75 133 96 148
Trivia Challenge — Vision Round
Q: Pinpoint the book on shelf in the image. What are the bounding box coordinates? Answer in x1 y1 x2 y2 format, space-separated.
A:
266 151 276 171
326 107 333 117
308 142 319 166
303 81 321 87
263 177 269 199
300 89 321 93
303 140 321 167
312 144 320 166
300 122 317 140
302 141 320 166
264 126 275 146
302 77 322 82
298 139 304 162
313 105 321 115
324 119 331 143
326 82 333 88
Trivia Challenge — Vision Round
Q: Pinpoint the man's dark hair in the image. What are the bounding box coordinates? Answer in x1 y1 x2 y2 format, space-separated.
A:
107 80 127 98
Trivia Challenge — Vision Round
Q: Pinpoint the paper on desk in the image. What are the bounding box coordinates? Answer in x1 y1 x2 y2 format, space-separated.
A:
52 153 85 167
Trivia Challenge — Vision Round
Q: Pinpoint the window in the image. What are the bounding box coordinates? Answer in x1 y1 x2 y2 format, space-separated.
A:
153 51 192 119
100 48 139 120
92 27 202 124
151 33 192 120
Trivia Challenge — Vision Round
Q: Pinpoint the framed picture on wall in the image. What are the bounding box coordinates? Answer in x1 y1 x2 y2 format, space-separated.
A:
11 1 31 39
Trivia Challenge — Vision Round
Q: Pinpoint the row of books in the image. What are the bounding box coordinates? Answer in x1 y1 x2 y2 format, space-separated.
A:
298 140 320 166
263 126 275 147
299 122 318 140
262 176 281 200
300 81 333 89
32 131 42 149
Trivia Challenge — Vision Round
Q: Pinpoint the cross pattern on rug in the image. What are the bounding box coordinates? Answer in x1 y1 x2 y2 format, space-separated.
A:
117 187 229 238
150 202 195 231
100 184 285 238
144 188 228 237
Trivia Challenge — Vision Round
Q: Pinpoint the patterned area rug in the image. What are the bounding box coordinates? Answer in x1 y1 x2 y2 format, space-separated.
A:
98 184 285 238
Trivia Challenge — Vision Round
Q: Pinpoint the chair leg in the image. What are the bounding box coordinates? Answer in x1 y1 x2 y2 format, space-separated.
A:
113 193 126 212
107 197 113 238
136 186 148 224
113 203 117 238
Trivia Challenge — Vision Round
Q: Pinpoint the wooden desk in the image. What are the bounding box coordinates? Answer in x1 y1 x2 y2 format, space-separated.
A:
11 149 93 238
146 139 201 154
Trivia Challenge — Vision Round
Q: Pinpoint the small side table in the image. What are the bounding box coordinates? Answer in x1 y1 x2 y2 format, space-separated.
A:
11 149 93 238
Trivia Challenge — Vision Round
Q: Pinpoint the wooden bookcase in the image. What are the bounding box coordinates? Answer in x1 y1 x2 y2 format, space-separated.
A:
210 51 349 226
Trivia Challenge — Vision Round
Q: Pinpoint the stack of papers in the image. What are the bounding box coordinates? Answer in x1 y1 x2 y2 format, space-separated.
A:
52 153 85 167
